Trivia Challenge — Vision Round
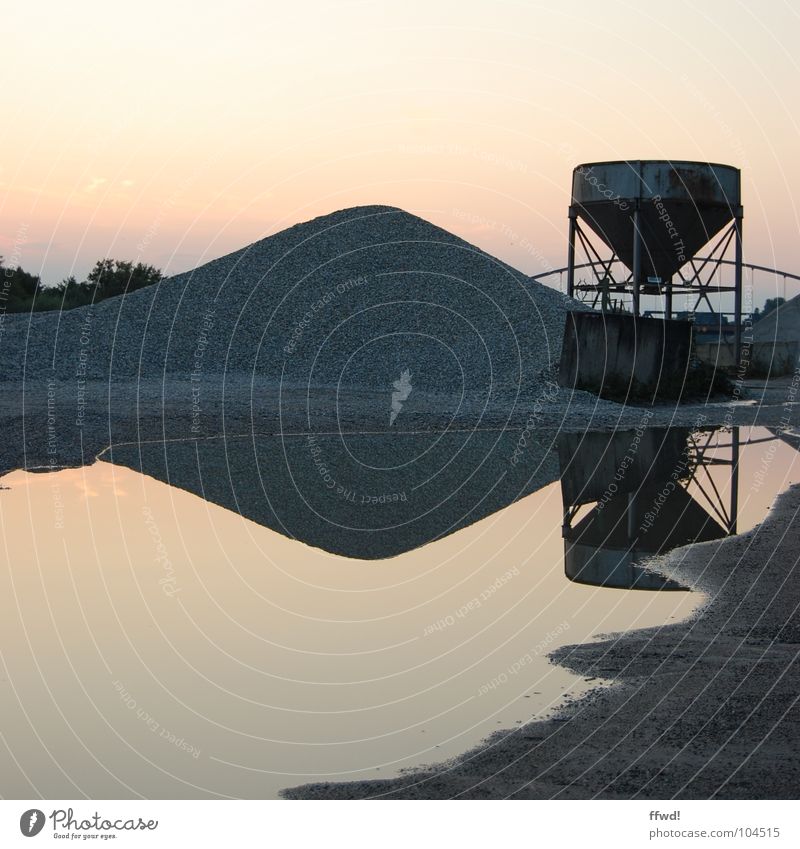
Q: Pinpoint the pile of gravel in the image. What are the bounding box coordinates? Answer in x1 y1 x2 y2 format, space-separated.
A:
1 205 588 470
3 205 575 387
751 294 800 343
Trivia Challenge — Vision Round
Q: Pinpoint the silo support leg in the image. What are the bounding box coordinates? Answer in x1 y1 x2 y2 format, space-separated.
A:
632 206 642 317
567 211 577 299
734 212 743 371
665 276 672 320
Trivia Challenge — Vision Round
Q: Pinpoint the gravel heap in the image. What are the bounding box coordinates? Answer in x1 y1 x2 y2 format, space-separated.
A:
3 205 575 392
1 205 590 471
751 294 800 343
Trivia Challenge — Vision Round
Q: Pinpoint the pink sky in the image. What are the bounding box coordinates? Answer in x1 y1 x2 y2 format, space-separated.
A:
2 0 799 306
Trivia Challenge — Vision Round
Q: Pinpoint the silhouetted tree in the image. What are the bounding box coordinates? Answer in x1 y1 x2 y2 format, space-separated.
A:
0 257 45 312
762 297 786 316
86 259 162 299
0 257 163 312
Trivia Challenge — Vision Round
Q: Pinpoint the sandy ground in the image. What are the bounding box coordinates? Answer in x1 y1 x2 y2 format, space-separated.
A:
284 477 800 799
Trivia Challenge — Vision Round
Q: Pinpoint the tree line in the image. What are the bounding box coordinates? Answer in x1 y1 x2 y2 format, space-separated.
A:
751 297 785 320
0 255 791 319
0 258 163 313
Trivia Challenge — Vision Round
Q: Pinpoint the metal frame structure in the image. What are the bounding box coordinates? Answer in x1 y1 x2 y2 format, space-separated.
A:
561 427 743 535
565 206 745 364
534 258 800 291
564 162 744 363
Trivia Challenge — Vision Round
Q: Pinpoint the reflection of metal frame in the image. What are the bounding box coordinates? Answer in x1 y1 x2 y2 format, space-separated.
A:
684 428 739 534
559 427 742 591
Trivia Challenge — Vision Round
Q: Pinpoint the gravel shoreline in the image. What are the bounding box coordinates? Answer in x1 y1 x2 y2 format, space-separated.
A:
2 375 798 476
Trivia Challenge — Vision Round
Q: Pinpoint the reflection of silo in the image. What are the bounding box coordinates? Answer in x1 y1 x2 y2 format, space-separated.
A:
563 487 726 591
558 429 729 591
561 160 744 394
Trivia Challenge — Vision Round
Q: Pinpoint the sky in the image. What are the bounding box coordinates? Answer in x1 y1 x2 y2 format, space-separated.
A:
2 0 799 305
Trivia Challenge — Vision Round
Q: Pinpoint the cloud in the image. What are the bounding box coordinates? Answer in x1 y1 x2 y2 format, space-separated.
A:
84 176 108 193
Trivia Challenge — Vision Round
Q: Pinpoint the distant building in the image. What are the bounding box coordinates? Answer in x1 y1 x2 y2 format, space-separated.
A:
749 294 800 374
674 311 729 332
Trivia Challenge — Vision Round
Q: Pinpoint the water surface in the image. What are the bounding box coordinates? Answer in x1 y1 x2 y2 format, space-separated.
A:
0 426 796 798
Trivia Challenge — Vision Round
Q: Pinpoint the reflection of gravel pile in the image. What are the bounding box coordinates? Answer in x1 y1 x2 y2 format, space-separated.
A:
104 430 561 559
3 205 575 404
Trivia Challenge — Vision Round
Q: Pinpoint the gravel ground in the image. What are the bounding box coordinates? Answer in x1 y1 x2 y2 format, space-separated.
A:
2 375 797 476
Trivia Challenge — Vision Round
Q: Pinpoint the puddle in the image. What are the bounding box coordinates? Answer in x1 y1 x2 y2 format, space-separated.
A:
0 426 797 798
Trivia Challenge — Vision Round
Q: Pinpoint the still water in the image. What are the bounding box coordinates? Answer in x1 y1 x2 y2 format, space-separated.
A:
0 426 796 798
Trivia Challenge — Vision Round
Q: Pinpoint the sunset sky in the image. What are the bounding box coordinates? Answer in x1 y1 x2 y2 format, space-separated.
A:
2 0 799 303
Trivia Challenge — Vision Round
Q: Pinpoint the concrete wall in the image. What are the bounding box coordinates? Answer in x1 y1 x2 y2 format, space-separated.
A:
750 341 799 376
736 295 800 375
695 340 799 376
694 340 737 370
558 311 693 398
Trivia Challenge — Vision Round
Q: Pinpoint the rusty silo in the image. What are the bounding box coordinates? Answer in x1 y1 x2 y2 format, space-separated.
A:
560 160 743 396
